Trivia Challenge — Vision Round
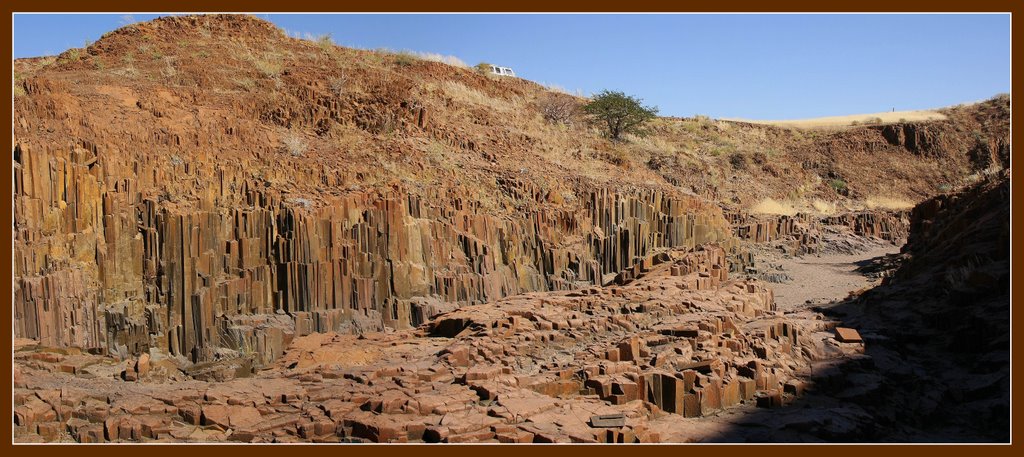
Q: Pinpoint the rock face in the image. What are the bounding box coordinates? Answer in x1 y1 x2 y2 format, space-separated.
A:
12 142 735 364
878 123 944 156
12 15 745 365
820 211 909 241
726 210 909 255
11 15 1006 367
14 245 857 443
811 171 1010 441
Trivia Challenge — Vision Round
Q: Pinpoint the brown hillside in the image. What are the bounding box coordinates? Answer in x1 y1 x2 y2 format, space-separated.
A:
13 15 738 363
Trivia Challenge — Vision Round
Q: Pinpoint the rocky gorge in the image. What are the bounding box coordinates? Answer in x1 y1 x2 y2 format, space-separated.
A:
10 14 1011 443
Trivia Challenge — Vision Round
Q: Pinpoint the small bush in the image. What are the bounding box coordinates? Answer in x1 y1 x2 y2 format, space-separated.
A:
63 48 81 63
281 133 307 157
254 57 282 77
234 77 255 91
538 93 578 125
116 63 139 78
706 139 736 157
330 72 348 96
159 56 177 79
989 93 1009 103
728 152 749 170
828 178 848 194
316 33 334 50
474 62 492 74
393 51 416 67
752 151 768 165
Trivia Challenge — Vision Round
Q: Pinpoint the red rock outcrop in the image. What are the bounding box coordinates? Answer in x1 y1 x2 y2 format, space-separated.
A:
12 142 737 364
12 16 738 364
726 209 909 255
14 245 858 443
807 171 1010 441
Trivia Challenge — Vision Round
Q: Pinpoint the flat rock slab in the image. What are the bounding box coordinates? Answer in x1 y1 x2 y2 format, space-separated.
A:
834 327 863 343
590 413 626 428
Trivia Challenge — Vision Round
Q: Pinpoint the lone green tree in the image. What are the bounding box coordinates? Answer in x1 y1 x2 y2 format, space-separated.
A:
583 90 658 140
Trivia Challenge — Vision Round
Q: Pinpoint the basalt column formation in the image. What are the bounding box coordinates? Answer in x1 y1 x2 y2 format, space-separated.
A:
13 140 737 363
15 244 853 443
725 210 910 255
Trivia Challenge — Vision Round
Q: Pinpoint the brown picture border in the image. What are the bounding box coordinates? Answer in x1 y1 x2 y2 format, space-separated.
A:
4 1 1020 455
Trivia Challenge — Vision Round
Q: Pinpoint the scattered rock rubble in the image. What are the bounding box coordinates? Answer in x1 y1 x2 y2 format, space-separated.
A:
13 244 867 443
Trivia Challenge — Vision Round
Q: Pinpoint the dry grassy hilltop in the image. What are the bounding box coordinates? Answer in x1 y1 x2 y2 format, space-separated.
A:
11 15 1010 443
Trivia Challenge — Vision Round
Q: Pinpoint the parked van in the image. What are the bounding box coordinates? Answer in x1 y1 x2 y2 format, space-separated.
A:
488 65 516 77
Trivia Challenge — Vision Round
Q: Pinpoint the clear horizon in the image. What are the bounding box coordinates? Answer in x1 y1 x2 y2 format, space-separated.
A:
12 13 1011 120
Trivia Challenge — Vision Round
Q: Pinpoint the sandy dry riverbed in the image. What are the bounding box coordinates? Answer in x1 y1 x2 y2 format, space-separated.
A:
769 244 902 311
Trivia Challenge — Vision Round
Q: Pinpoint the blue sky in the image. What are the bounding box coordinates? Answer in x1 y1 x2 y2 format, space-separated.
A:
12 13 1011 119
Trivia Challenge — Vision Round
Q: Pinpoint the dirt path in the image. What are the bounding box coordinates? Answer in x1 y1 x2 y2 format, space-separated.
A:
770 244 901 311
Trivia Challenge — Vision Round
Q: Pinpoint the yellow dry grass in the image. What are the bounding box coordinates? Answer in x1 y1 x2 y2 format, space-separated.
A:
752 195 914 217
863 195 915 210
751 197 855 217
437 80 519 113
811 199 839 215
749 198 800 216
723 109 947 130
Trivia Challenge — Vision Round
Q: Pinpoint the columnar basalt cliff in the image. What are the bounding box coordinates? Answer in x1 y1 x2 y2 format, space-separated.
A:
725 210 910 255
15 245 859 443
13 142 737 363
12 16 739 364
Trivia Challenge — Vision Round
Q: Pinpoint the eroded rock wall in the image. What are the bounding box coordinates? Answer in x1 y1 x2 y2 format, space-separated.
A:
726 209 910 255
811 171 1010 441
14 245 849 443
13 141 737 363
